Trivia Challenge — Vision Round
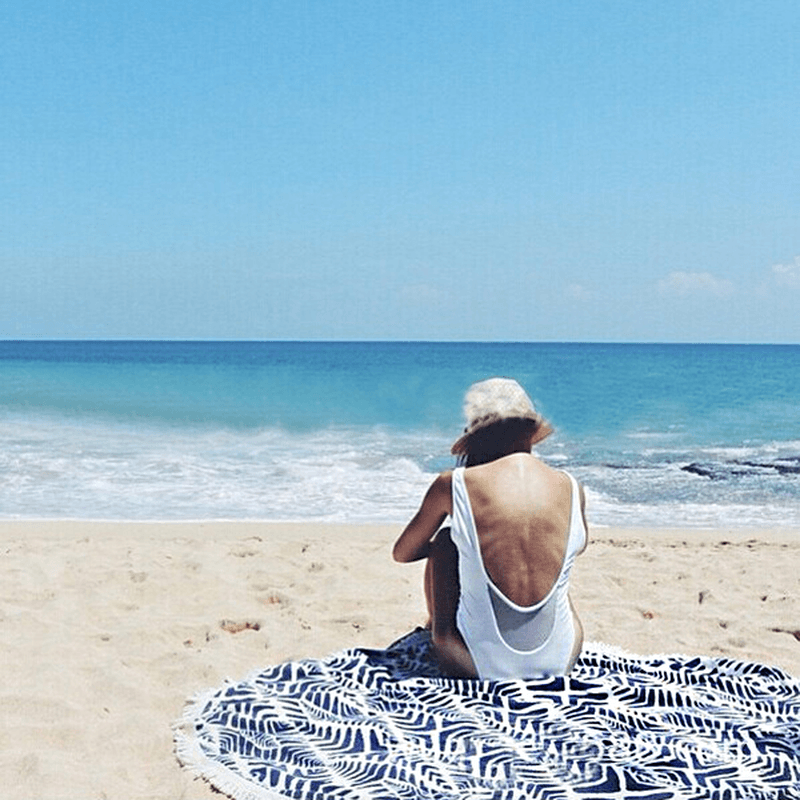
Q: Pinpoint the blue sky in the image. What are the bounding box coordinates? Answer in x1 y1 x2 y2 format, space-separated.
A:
1 1 799 342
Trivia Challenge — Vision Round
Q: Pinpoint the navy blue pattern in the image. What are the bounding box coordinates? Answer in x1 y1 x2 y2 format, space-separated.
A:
176 630 800 799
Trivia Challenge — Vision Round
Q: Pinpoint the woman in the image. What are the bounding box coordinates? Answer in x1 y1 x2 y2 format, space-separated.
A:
393 377 588 679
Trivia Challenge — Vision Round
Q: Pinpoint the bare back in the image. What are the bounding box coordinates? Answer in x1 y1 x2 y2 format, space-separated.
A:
462 452 577 608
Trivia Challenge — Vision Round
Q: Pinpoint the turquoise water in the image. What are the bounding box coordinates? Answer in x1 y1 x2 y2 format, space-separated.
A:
1 340 799 526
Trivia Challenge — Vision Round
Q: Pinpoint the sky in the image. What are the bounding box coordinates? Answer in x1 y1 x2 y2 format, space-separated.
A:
1 1 799 343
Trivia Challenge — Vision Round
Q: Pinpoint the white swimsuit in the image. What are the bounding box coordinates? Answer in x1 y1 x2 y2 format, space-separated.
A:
450 467 586 680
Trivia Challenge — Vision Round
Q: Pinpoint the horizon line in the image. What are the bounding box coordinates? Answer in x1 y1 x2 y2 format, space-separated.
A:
1 338 798 347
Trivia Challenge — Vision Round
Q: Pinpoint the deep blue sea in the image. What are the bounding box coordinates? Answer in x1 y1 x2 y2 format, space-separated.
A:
1 340 799 527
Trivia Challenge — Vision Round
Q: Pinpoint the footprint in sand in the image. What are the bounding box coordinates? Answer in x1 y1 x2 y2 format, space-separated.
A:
220 619 261 634
229 548 259 558
330 615 368 631
257 591 289 607
770 627 800 642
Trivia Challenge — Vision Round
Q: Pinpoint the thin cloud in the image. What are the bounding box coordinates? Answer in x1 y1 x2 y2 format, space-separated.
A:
657 271 735 298
770 256 800 287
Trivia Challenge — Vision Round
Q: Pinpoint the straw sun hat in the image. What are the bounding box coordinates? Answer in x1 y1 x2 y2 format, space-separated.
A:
450 377 550 455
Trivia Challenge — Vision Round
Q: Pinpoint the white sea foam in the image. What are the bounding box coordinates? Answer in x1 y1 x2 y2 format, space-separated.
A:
586 496 800 529
625 430 684 441
2 407 799 528
0 413 445 522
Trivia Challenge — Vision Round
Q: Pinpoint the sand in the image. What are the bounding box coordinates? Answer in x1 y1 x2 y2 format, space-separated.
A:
0 520 797 799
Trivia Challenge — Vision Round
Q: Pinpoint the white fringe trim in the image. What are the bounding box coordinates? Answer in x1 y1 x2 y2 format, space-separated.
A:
174 683 288 800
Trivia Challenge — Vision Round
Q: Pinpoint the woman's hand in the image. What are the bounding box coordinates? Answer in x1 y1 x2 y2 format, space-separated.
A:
392 472 452 562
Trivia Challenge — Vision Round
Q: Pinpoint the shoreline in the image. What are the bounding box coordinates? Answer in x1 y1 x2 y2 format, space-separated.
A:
2 520 798 798
2 517 800 537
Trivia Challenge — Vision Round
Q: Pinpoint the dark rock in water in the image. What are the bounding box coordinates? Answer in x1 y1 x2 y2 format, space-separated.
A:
774 462 800 475
735 460 800 476
683 458 800 480
682 463 724 479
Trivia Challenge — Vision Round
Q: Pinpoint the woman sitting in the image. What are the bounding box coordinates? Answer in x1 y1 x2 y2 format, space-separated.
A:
393 378 588 679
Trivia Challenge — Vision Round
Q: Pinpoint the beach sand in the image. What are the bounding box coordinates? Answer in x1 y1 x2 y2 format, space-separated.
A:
0 520 797 799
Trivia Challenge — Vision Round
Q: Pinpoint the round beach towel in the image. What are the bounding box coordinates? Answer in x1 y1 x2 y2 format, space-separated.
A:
175 630 800 800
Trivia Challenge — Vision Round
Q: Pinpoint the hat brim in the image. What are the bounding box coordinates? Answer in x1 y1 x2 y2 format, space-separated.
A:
450 416 552 455
450 432 470 455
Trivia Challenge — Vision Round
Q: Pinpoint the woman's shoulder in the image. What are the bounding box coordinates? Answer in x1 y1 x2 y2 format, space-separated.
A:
427 469 454 496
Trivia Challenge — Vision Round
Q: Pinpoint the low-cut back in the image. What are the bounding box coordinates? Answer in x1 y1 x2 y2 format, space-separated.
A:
449 467 586 679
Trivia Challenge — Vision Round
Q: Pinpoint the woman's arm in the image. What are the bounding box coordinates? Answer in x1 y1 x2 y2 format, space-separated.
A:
392 472 453 563
577 482 589 554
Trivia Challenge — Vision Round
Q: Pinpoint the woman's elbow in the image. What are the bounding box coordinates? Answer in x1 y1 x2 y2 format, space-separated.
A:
392 541 413 563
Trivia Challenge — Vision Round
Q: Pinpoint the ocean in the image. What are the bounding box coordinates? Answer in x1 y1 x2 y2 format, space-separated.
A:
1 340 799 528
